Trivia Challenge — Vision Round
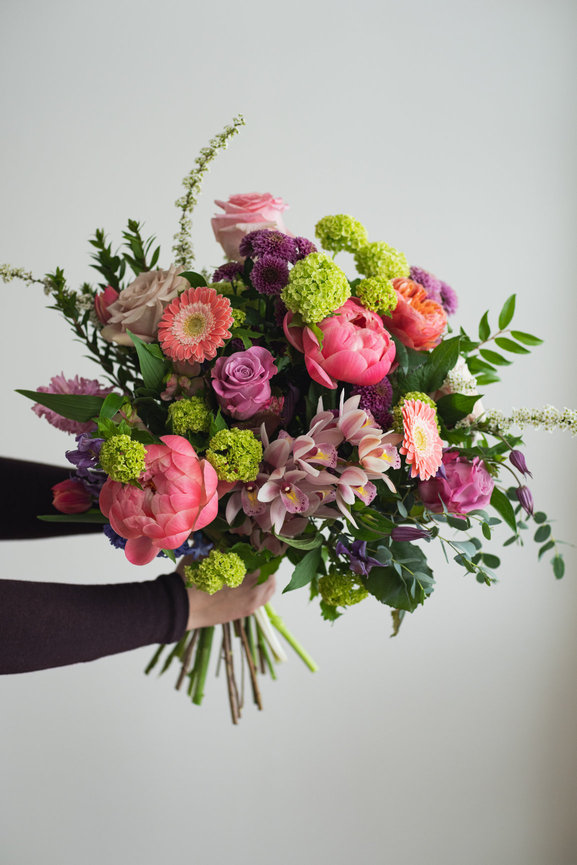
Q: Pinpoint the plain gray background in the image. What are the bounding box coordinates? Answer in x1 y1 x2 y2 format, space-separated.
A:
1 1 576 863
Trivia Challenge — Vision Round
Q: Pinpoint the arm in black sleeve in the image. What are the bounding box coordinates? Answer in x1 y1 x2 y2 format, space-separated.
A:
0 572 189 674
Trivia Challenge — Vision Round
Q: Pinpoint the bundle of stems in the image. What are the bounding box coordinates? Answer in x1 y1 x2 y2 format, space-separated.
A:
145 604 318 724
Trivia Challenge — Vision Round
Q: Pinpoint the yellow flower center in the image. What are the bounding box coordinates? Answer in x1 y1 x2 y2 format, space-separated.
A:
413 424 428 453
185 313 207 337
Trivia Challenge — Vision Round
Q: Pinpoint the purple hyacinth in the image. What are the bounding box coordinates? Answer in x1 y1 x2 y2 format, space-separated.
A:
250 255 290 295
391 525 430 541
66 434 103 472
439 280 458 315
213 261 244 283
335 539 381 577
509 450 532 478
409 266 442 303
351 377 393 430
103 527 213 559
292 236 317 262
516 485 534 517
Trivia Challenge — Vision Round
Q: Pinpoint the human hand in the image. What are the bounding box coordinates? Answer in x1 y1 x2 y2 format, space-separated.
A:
176 560 276 630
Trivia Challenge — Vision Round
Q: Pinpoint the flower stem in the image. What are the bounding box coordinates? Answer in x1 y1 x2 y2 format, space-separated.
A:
264 604 319 673
192 626 215 705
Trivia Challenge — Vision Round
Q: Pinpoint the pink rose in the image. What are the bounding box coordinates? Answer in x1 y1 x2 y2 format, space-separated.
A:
212 193 289 260
100 266 188 346
52 478 92 514
386 277 447 351
99 435 218 565
284 298 396 389
94 285 120 325
418 450 494 514
211 347 277 420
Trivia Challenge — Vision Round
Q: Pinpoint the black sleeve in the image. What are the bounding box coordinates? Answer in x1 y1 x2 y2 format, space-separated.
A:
0 457 104 539
0 572 189 674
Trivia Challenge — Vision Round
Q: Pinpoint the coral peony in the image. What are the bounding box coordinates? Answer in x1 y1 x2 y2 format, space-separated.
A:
157 286 233 364
212 193 290 260
52 478 92 514
33 373 113 435
99 435 219 565
211 346 277 420
101 266 187 345
284 298 396 389
386 277 447 351
418 450 494 513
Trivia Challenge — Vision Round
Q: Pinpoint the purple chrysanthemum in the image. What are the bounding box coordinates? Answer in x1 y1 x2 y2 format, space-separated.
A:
409 266 442 303
351 377 393 430
250 255 290 295
242 229 296 261
274 298 288 328
212 261 244 283
439 280 458 315
292 236 318 262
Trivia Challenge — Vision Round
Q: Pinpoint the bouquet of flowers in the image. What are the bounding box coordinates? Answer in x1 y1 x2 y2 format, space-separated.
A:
4 116 573 722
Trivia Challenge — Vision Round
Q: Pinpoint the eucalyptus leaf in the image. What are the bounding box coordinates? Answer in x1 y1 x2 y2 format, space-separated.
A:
552 555 565 579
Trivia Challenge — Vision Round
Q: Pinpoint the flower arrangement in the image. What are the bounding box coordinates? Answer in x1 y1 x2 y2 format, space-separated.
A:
4 116 574 722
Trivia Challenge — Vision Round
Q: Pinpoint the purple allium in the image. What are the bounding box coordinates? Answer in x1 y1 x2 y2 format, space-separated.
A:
439 280 458 315
241 229 296 262
335 539 381 577
351 377 394 430
409 266 442 303
292 236 318 262
516 485 534 516
212 261 244 283
250 255 290 295
509 450 532 478
391 525 430 541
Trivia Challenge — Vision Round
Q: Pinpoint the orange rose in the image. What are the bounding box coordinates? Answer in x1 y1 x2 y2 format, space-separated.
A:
386 278 447 351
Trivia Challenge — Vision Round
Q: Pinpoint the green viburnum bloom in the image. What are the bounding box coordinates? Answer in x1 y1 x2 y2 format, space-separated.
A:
281 252 350 325
356 277 398 315
393 392 439 433
354 241 410 280
205 428 263 482
184 550 247 594
318 571 369 608
99 434 146 483
167 396 212 435
211 280 234 295
315 214 369 255
230 307 246 328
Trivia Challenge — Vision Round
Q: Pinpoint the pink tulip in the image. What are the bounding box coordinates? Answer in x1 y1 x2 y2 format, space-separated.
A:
99 435 218 565
52 478 92 514
284 298 396 389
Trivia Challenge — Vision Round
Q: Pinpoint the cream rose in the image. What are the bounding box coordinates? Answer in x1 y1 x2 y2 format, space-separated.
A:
211 193 289 261
100 266 188 346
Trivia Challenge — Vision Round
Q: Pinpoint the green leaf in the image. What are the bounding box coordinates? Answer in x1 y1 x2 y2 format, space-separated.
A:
16 389 105 422
490 487 517 533
99 392 126 420
363 542 435 613
436 393 482 427
208 409 228 437
275 533 322 550
161 548 177 564
180 271 207 288
510 330 543 347
478 310 490 341
481 553 501 569
479 349 512 366
498 293 516 330
391 335 408 374
38 511 108 524
475 372 502 387
494 337 530 355
481 522 492 540
533 511 547 524
534 524 551 543
552 555 565 579
127 331 167 392
446 515 470 531
538 540 555 559
467 356 496 375
283 546 322 593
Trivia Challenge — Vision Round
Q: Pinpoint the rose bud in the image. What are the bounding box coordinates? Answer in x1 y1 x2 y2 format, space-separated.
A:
509 450 533 478
94 285 120 325
516 485 534 517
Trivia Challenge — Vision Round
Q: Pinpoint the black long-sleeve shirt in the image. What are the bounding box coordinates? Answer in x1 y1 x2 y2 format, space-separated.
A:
0 458 188 673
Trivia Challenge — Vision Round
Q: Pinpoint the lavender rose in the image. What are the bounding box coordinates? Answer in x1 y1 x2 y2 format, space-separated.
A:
101 265 188 346
211 347 277 420
418 450 494 514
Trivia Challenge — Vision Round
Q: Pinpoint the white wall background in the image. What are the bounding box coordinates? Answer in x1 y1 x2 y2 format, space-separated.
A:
1 1 576 863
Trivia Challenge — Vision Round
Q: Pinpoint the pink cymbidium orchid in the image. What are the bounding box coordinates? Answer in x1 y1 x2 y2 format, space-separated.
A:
358 433 402 489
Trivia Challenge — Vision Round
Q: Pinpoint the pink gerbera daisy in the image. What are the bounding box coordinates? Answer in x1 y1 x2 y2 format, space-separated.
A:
399 399 443 481
157 286 233 364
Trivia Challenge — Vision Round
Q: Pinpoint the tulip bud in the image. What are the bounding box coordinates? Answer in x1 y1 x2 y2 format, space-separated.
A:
94 285 119 325
52 478 92 514
509 450 532 478
516 485 534 517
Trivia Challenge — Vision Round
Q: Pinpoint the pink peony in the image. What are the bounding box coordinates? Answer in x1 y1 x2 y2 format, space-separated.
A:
211 346 278 420
94 285 120 325
101 266 188 346
418 450 494 514
386 278 447 352
33 373 113 435
99 435 219 565
212 193 289 260
52 478 92 514
284 298 396 389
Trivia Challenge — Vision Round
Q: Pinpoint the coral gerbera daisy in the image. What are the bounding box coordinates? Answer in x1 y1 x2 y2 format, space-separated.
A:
399 399 443 481
157 286 233 364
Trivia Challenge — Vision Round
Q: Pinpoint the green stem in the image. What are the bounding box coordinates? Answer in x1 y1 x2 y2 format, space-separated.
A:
264 604 318 673
144 643 165 675
192 626 215 705
256 622 277 680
